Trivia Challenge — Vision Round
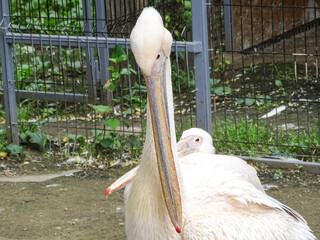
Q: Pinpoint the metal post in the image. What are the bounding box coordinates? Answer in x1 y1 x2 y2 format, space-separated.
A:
95 0 112 105
82 0 97 104
224 0 233 51
191 0 212 134
0 0 19 144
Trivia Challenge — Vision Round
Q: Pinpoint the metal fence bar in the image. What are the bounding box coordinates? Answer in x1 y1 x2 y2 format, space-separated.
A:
82 0 97 104
0 0 19 144
5 33 203 53
224 0 233 51
0 90 86 103
239 156 320 174
95 0 112 105
191 0 212 134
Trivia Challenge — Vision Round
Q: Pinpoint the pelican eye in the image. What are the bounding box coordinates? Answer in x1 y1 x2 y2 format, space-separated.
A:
156 54 160 60
195 138 200 142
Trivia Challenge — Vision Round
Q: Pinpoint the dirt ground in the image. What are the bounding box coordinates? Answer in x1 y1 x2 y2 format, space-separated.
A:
0 155 319 240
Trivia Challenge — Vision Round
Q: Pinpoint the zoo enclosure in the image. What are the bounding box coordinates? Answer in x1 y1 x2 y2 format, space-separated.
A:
0 0 320 165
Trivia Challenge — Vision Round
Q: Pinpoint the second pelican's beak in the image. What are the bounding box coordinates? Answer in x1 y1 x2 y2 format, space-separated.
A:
145 60 182 233
176 139 192 158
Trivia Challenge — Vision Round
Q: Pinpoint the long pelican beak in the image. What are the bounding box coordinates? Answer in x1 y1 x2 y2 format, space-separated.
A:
145 60 182 233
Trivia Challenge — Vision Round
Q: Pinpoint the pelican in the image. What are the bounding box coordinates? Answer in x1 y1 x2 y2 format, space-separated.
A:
177 128 265 192
116 7 316 240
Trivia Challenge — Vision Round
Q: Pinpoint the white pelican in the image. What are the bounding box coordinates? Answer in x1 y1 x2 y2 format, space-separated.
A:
116 7 316 240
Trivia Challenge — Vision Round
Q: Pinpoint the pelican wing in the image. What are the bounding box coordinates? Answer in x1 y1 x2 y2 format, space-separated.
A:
180 153 315 240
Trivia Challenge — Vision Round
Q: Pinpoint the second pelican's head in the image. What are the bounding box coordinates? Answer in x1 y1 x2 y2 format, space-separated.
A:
177 128 216 158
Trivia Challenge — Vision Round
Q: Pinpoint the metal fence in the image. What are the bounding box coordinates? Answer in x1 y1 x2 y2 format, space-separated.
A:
0 0 319 165
208 0 320 164
0 0 209 161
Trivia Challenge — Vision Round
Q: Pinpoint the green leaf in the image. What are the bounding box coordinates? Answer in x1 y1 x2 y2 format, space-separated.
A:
129 67 137 75
245 98 255 106
112 98 120 103
77 135 85 142
236 98 244 105
112 45 126 59
42 107 55 117
20 131 29 143
214 86 224 96
112 71 120 79
184 0 191 10
214 86 231 96
101 119 108 125
107 65 115 71
275 80 283 88
133 82 147 92
120 68 130 75
210 78 218 86
265 95 272 104
7 143 23 156
224 86 232 95
92 105 111 113
109 58 117 64
0 128 6 136
100 138 113 148
165 14 171 23
106 118 120 131
26 130 47 148
117 54 128 63
123 108 133 117
114 140 121 148
256 95 264 104
64 134 85 143
108 81 117 92
126 135 140 148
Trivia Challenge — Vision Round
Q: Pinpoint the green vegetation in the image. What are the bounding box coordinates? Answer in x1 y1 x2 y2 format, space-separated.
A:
1 0 319 165
14 44 86 94
213 119 320 161
2 43 320 163
105 45 137 92
171 53 195 91
273 169 283 179
10 0 84 34
163 0 192 40
213 119 271 155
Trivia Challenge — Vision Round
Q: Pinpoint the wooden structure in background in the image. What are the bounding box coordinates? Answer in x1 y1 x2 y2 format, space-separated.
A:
224 0 320 51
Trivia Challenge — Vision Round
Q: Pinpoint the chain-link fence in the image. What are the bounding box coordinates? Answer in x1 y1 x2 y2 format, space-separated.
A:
208 0 320 163
0 0 203 163
0 0 319 165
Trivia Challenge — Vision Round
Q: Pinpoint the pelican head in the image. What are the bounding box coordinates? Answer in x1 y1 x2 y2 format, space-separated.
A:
130 7 182 233
130 8 172 77
177 128 216 157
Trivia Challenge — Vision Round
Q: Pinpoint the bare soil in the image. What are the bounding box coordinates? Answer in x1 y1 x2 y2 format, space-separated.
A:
0 155 319 240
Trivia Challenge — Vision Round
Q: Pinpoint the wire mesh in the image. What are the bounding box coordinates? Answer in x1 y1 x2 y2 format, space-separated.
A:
1 0 319 163
0 0 196 163
208 0 320 161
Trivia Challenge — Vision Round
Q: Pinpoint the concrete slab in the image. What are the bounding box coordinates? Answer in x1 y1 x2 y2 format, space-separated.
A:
0 169 81 182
